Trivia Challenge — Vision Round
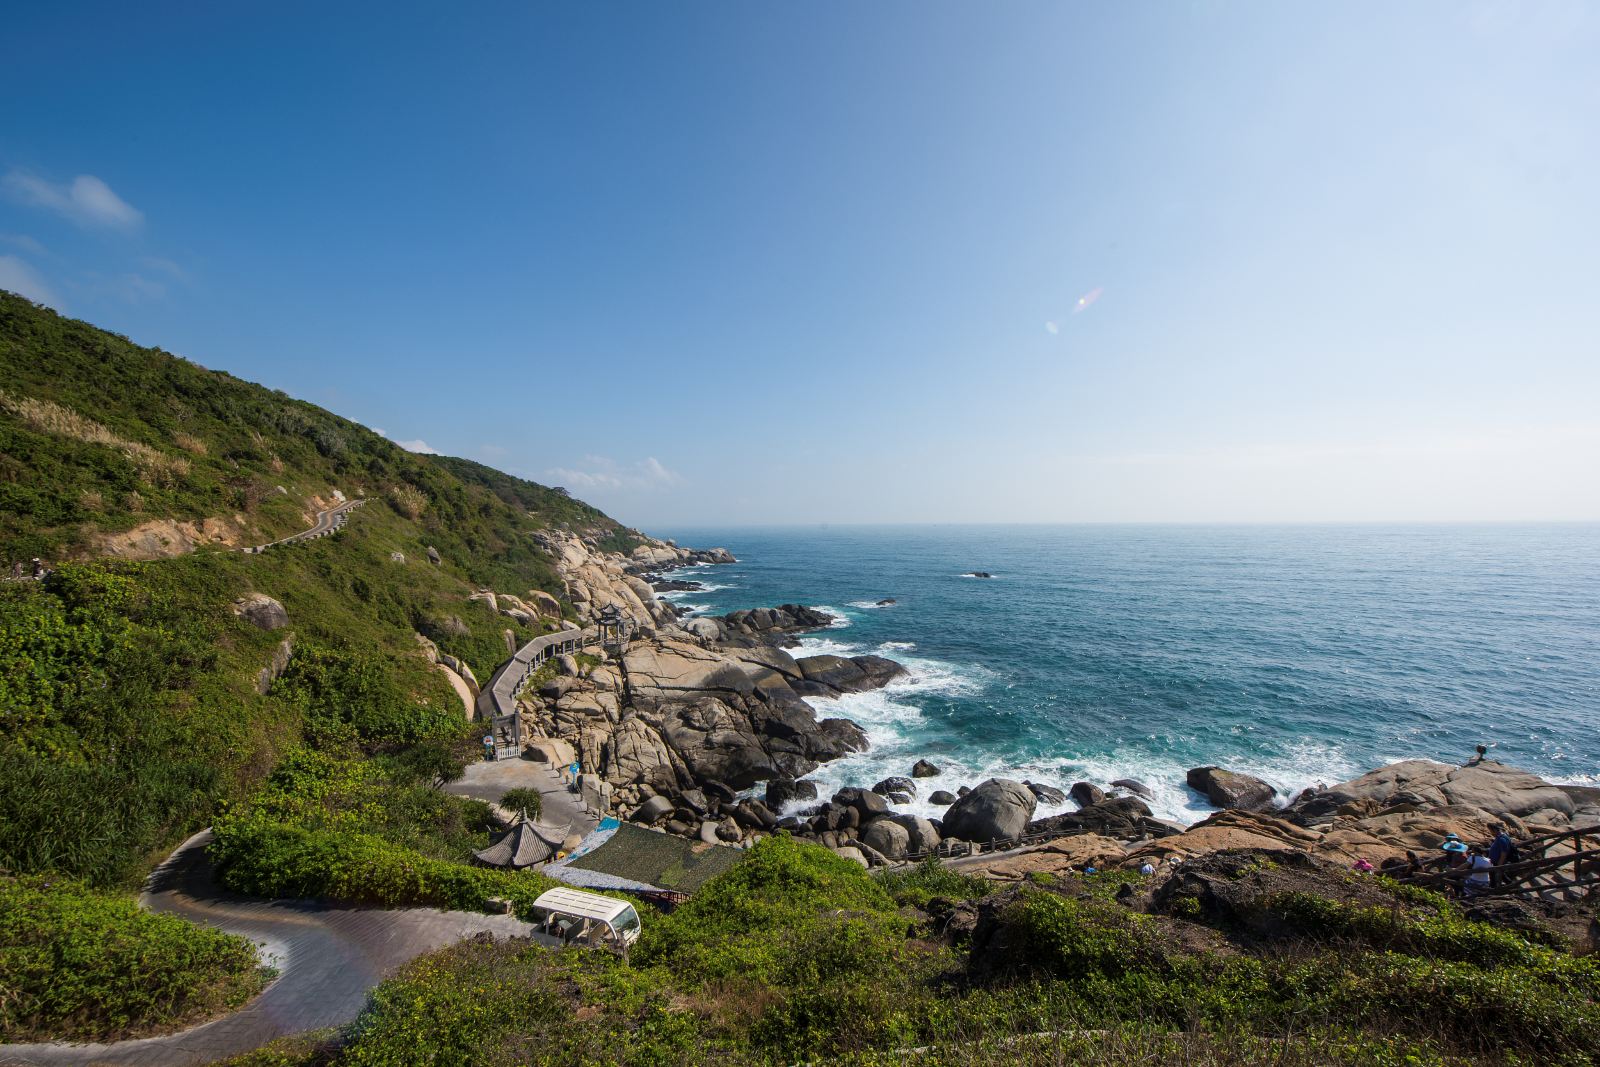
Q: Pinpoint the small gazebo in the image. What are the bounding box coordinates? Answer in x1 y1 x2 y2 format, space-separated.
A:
596 603 630 652
473 815 572 869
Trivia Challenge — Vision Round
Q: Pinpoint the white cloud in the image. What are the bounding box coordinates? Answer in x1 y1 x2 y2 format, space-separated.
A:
395 438 441 455
0 255 61 309
546 455 682 492
139 256 187 279
1045 320 1059 334
4 171 143 230
1 233 46 255
107 272 166 303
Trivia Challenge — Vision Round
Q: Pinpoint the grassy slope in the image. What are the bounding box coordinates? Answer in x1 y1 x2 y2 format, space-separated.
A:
0 292 637 887
224 838 1600 1067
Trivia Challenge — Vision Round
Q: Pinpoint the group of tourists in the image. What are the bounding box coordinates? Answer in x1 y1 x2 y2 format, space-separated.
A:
1369 825 1520 896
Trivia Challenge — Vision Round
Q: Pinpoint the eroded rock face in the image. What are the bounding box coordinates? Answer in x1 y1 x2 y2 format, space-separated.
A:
1287 760 1576 823
657 697 792 789
256 636 294 695
1187 766 1277 812
943 778 1038 842
1125 810 1319 866
795 654 907 694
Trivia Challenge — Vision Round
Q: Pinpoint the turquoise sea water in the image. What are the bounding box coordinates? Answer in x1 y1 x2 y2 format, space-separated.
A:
655 524 1600 824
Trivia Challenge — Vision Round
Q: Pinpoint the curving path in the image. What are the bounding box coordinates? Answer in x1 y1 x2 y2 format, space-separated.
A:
0 831 551 1067
242 499 365 554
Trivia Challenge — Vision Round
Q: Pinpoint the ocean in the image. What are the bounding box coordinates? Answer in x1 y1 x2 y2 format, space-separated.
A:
653 524 1600 825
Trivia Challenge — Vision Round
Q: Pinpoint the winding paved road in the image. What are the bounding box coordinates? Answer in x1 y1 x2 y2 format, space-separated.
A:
242 499 364 554
0 832 550 1067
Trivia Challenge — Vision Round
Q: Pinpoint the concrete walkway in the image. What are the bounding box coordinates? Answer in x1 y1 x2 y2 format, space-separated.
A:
447 756 599 837
241 499 364 554
0 831 550 1067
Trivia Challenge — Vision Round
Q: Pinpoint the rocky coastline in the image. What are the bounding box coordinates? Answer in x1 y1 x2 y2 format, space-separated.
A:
471 530 1600 875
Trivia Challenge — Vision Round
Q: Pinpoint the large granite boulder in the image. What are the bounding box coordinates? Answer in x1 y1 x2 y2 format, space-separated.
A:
624 640 764 701
232 593 288 631
861 818 911 861
911 759 941 778
1069 782 1106 808
891 814 942 854
1287 760 1576 823
942 778 1038 843
606 717 683 789
631 795 674 823
1187 766 1277 812
816 718 869 757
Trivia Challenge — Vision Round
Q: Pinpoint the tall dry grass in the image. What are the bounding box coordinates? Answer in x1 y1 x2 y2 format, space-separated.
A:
0 389 190 485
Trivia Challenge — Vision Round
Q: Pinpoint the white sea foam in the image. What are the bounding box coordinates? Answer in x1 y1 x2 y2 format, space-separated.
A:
848 599 896 609
790 635 866 657
877 640 916 652
812 605 853 629
788 671 1369 826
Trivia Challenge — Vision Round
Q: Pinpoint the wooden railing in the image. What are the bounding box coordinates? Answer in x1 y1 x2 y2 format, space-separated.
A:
1398 827 1600 900
478 626 591 720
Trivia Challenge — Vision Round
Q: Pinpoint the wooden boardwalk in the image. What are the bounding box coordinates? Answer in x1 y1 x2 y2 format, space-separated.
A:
1399 826 1600 900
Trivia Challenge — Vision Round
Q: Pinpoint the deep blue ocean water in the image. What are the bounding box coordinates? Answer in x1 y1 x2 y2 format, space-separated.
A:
654 524 1600 824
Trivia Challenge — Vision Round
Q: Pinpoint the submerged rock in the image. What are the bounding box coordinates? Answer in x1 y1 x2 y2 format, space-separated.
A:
1187 766 1277 812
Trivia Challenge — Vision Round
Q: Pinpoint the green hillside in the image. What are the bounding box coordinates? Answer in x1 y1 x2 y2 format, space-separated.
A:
0 291 630 887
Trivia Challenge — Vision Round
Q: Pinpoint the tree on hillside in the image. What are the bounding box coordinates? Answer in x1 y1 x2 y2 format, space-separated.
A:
500 787 542 821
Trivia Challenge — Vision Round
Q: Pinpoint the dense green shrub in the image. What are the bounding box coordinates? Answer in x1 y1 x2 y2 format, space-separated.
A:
876 855 990 908
209 815 553 915
635 834 897 983
0 875 269 1042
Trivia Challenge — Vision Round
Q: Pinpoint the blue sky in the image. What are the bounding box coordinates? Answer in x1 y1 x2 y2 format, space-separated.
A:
3 2 1597 526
